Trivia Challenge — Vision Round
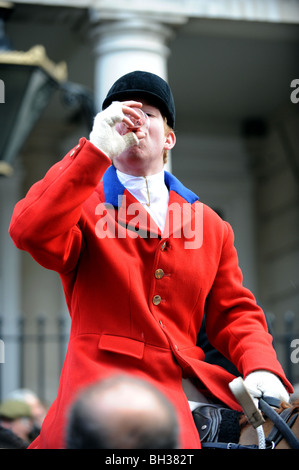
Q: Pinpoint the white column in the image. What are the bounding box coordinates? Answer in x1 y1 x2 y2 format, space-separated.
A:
90 16 174 110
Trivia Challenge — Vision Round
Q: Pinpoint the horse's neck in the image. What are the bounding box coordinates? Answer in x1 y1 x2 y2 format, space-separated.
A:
239 418 282 447
239 402 299 449
239 424 258 446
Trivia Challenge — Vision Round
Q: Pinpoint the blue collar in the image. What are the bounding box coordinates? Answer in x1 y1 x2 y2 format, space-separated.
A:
102 165 198 207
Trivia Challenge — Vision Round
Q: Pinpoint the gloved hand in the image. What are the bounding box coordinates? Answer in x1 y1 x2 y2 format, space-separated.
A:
244 370 290 408
89 101 139 159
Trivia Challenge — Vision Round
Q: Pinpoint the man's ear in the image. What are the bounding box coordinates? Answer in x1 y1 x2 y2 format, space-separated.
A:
164 131 176 150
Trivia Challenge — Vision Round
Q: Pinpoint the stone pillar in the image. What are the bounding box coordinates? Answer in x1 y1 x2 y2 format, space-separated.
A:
90 15 174 109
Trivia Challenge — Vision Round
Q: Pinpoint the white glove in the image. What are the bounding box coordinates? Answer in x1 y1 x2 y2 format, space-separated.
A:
244 370 289 407
89 101 139 159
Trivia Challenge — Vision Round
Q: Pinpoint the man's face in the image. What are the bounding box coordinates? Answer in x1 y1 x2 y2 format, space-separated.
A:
112 99 175 176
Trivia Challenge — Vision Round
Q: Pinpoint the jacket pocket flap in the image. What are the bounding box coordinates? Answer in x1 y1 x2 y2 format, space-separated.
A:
98 334 144 359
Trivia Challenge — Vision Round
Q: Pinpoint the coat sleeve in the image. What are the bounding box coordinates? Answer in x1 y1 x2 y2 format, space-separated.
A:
9 138 111 274
204 221 293 393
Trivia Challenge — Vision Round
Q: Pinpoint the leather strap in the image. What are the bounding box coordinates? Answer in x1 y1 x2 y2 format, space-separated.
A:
229 377 265 428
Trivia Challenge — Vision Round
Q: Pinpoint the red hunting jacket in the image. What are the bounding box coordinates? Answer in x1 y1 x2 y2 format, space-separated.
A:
9 138 293 449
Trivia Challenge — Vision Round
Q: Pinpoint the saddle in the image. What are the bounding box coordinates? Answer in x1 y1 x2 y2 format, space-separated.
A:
192 403 241 444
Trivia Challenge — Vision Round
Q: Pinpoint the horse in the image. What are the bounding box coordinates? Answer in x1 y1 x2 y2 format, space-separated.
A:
238 398 299 449
194 397 299 449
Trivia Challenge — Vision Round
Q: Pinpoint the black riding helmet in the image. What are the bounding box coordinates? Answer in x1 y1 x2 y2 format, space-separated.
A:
102 70 175 129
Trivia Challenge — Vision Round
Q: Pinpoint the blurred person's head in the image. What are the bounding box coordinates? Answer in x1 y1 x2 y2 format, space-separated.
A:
0 399 34 444
66 374 179 449
6 388 47 428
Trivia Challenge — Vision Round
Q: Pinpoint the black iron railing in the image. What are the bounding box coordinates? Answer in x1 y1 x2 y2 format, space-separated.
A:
0 312 298 403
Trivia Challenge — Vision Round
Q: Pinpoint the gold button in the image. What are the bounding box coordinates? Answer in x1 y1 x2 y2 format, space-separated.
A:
155 269 164 279
161 242 167 251
152 295 161 305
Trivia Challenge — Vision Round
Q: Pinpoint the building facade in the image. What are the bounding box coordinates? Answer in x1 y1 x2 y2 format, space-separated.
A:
1 0 299 402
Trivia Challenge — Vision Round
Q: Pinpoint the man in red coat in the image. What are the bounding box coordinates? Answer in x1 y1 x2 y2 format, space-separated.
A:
9 71 292 449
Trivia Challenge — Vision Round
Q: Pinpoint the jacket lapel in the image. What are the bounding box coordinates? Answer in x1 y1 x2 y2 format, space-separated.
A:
103 166 161 237
163 172 199 239
102 166 199 240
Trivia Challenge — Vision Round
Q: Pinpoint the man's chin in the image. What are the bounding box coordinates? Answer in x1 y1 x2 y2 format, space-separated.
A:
113 151 148 174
